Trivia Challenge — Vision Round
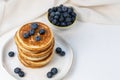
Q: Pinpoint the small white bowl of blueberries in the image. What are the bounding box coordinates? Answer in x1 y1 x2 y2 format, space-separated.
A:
48 4 77 29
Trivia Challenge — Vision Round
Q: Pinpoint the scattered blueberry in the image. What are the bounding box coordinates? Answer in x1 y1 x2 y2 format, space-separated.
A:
14 67 25 78
47 72 53 78
51 68 58 75
39 29 45 35
35 36 41 41
60 51 66 56
48 4 76 27
56 47 62 54
29 29 35 35
23 32 29 39
31 23 38 30
8 51 15 57
18 71 25 77
14 67 21 74
56 47 66 56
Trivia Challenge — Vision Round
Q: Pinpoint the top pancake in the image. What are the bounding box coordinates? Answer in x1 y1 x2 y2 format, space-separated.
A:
16 22 53 51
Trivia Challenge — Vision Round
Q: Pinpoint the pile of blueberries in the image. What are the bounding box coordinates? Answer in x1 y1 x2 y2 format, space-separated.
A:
14 67 25 77
56 47 66 56
47 67 58 78
23 23 45 41
48 4 76 27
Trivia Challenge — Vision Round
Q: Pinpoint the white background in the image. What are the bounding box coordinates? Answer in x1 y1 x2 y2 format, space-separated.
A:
61 22 120 80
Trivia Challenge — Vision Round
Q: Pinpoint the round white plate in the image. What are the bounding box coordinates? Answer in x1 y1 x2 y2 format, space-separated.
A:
1 29 73 80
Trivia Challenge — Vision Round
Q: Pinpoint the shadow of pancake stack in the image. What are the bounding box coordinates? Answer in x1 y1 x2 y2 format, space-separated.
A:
14 22 54 68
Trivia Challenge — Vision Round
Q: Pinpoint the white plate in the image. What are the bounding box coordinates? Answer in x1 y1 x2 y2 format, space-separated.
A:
1 28 73 80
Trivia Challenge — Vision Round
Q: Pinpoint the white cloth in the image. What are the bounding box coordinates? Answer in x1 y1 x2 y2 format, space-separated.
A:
0 0 120 36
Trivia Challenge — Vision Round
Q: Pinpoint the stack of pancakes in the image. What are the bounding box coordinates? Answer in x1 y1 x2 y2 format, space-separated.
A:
14 22 54 68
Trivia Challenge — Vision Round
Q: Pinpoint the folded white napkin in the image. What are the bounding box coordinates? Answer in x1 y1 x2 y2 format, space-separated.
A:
70 0 120 24
0 0 120 36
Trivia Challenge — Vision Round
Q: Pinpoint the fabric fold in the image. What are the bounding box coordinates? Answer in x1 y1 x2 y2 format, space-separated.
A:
0 0 120 36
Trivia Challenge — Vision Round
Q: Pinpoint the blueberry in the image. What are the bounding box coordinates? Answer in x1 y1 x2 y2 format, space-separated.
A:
29 29 35 35
35 36 41 41
55 12 60 16
18 71 25 77
61 22 67 26
48 16 54 21
54 15 59 19
65 17 72 22
51 68 58 75
62 6 68 12
14 67 21 74
71 12 76 17
66 22 72 26
23 33 29 39
39 29 45 35
56 47 62 53
31 23 38 30
63 12 69 17
51 19 57 25
8 51 15 57
59 4 63 8
59 16 64 22
52 7 57 12
57 7 62 12
71 17 75 22
47 72 53 78
60 51 66 56
67 7 73 13
50 12 55 17
48 8 53 13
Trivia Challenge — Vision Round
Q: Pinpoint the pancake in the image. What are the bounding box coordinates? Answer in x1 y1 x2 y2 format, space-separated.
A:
15 32 54 53
14 22 55 68
18 40 54 58
14 33 54 54
16 22 53 51
18 51 54 68
18 48 53 61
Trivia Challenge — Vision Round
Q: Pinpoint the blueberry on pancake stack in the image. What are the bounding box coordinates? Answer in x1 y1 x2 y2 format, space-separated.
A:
14 22 54 68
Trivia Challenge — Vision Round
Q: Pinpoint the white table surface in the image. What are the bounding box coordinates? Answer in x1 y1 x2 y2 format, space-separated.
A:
0 16 120 80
